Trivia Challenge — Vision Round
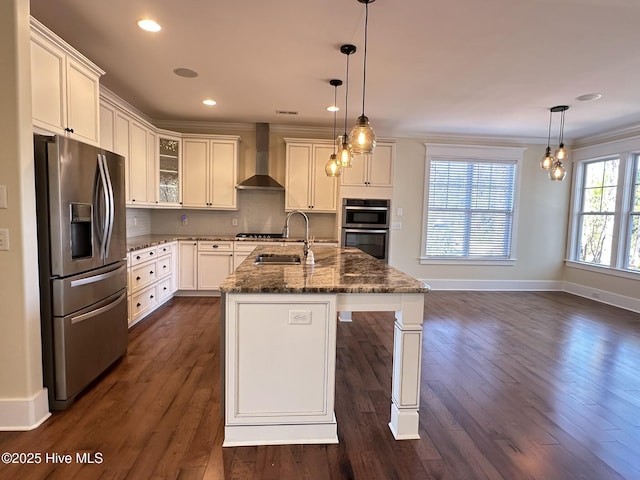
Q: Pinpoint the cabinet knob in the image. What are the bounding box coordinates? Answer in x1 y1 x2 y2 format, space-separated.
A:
64 127 74 133
150 295 154 299
136 255 141 260
212 244 219 248
136 276 141 281
150 251 154 256
150 270 154 275
136 302 141 308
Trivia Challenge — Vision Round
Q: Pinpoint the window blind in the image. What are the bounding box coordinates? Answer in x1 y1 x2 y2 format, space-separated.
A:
425 160 516 258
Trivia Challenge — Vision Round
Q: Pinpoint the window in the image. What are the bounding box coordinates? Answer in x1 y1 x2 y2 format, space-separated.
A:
626 156 640 270
421 144 524 264
569 151 640 274
576 158 619 266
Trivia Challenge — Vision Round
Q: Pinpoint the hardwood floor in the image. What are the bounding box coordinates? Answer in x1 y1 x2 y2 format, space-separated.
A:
1 291 639 479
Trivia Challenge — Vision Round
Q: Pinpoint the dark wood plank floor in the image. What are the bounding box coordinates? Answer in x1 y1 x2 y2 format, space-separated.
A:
1 291 639 479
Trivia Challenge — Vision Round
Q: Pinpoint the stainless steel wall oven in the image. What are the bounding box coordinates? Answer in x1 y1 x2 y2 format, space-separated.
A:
341 198 390 261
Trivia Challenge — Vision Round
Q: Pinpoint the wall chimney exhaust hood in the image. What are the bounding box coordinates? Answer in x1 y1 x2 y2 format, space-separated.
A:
236 123 284 191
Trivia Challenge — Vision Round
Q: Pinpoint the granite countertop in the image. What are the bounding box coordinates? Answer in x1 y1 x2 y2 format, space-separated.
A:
220 245 430 294
126 234 337 252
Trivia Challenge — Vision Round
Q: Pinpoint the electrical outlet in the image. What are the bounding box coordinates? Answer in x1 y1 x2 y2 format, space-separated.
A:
181 214 188 226
289 310 312 325
0 185 7 209
391 221 402 230
0 228 9 251
396 207 403 217
133 216 138 226
232 218 238 227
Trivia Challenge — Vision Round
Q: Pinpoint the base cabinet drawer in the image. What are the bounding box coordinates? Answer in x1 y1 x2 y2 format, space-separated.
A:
130 260 157 291
130 284 158 321
157 277 172 301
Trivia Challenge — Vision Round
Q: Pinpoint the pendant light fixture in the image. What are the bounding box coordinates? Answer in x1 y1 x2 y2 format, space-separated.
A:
348 0 376 155
540 109 554 170
325 79 343 177
540 105 569 181
338 44 356 168
550 105 569 181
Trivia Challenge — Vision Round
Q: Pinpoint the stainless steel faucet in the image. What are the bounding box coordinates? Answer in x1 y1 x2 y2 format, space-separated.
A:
282 210 311 259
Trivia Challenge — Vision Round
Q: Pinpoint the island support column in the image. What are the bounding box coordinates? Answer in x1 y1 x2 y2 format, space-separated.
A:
389 294 423 439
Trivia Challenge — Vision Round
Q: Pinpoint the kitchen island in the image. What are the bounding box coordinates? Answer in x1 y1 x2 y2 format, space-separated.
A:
220 245 430 446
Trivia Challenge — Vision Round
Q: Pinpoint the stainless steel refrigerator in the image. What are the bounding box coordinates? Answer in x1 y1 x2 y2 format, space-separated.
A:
34 134 128 410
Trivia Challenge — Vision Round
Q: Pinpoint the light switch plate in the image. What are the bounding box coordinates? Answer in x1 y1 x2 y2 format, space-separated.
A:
0 228 9 251
391 221 402 230
0 185 7 209
289 310 312 325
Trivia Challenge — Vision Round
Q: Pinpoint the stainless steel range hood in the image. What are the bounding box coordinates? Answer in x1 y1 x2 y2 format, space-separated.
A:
236 123 284 191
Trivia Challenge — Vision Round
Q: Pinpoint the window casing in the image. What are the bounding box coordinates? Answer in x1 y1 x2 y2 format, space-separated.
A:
421 144 524 264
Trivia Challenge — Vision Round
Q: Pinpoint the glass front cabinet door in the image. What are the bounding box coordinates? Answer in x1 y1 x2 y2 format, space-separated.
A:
158 136 181 206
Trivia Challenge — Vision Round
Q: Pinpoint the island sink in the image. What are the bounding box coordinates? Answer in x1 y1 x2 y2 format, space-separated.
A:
255 253 301 265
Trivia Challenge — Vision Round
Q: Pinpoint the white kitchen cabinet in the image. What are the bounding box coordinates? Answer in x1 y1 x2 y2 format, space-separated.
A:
284 140 338 212
340 142 395 189
178 241 198 290
128 242 176 327
31 18 104 146
182 135 239 210
129 121 158 206
197 241 234 290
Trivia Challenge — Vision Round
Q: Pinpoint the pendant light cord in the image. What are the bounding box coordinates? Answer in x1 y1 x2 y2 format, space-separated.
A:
344 52 350 137
333 84 338 153
559 109 565 145
361 1 369 116
546 109 552 148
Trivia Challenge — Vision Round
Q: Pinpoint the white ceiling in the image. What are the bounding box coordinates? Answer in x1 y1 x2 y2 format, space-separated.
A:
29 0 640 142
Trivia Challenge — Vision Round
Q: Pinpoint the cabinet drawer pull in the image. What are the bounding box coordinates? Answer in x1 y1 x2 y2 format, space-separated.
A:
150 270 154 275
136 276 141 281
136 302 141 308
136 255 141 260
212 244 219 248
150 295 154 299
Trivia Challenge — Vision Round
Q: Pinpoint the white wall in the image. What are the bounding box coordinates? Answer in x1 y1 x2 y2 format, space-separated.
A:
389 137 571 289
0 0 50 430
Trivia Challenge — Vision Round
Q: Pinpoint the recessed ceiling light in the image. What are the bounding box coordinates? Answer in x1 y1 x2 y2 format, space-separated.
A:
173 68 198 78
137 19 161 32
327 106 340 112
576 93 603 102
203 99 217 106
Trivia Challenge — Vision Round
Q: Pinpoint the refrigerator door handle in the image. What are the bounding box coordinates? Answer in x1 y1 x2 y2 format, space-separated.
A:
70 262 127 288
101 154 115 258
95 154 111 260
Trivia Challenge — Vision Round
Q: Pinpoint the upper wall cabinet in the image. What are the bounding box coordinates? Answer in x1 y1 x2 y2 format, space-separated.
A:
340 142 395 189
182 135 239 210
284 139 338 213
31 18 104 146
158 134 182 207
100 94 158 206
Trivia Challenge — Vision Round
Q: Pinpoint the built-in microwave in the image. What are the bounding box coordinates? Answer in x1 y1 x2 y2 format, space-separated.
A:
342 198 390 228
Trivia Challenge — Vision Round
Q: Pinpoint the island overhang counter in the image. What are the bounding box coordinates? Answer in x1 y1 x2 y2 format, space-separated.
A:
220 245 430 447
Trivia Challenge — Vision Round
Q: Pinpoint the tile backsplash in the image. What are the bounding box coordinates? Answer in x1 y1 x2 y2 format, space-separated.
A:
126 190 337 239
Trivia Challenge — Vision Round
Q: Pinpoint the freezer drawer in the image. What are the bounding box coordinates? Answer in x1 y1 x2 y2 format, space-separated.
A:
53 289 128 403
52 260 127 317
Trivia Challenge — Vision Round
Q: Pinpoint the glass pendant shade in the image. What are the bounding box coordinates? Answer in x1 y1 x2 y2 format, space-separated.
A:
338 135 352 167
549 160 566 181
540 146 554 170
348 115 376 155
325 154 342 177
554 143 568 160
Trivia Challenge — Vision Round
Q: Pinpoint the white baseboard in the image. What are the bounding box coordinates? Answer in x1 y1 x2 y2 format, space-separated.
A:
0 388 51 431
420 279 563 291
562 282 640 313
420 279 639 313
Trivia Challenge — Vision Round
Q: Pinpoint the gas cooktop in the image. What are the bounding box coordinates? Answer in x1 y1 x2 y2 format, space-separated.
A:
236 233 284 239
